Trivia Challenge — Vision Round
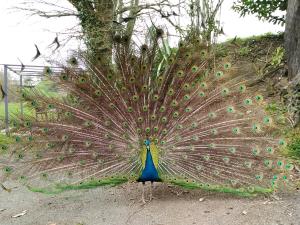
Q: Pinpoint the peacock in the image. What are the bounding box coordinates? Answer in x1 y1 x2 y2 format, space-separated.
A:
0 33 298 202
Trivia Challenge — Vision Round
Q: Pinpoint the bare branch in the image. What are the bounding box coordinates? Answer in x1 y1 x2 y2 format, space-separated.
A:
147 6 183 32
117 0 181 14
14 6 78 18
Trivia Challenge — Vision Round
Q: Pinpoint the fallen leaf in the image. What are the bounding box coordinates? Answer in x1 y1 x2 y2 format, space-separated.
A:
12 210 27 218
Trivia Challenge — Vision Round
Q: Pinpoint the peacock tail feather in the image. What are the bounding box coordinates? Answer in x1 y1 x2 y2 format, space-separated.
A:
0 37 298 196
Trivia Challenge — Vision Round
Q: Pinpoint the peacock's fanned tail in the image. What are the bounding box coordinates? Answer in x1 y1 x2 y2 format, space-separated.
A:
0 41 297 196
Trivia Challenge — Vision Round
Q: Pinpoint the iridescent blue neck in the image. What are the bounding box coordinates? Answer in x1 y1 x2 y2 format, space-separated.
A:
138 139 160 182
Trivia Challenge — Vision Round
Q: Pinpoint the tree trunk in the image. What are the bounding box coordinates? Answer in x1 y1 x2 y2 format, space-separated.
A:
69 0 140 72
71 0 114 71
285 0 300 127
285 0 300 84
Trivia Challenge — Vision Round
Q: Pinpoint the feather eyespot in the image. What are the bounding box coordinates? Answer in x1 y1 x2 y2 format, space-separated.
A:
137 117 143 123
191 66 198 72
215 71 224 78
142 105 148 112
153 94 159 101
151 114 156 120
173 111 179 118
224 63 231 70
161 117 168 123
132 95 139 101
177 70 184 77
160 106 166 112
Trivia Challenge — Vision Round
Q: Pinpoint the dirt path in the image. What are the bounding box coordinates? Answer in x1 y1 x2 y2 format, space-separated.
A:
0 182 299 225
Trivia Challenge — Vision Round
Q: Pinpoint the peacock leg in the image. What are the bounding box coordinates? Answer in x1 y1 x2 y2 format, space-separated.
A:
141 182 146 204
149 181 154 201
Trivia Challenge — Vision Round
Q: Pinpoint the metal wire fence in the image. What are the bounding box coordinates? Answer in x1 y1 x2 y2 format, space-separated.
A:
1 64 65 134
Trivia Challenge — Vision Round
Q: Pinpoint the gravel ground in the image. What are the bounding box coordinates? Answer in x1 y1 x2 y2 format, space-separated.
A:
0 182 299 225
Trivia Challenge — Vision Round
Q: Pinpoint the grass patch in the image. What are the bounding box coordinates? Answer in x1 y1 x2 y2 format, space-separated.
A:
0 102 33 120
0 79 59 126
0 102 34 130
0 133 14 145
34 80 61 98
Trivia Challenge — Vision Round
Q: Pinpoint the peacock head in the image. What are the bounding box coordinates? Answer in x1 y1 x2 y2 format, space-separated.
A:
144 139 150 146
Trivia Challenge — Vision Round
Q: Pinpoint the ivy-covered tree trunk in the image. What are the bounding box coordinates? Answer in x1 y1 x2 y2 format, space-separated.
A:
285 0 300 83
70 0 115 71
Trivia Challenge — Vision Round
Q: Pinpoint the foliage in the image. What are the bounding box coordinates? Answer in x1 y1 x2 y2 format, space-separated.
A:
216 33 284 61
265 102 287 126
271 47 285 66
282 128 300 161
233 0 287 25
238 46 251 56
255 45 285 77
214 44 229 57
153 34 176 78
265 102 300 161
287 138 300 159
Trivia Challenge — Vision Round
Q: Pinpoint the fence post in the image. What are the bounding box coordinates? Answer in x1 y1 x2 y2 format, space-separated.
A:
3 65 9 135
20 74 23 118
